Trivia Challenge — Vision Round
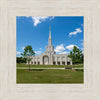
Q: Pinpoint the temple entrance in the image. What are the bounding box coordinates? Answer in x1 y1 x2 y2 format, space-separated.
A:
53 61 56 65
34 62 36 64
62 62 65 65
38 62 40 65
43 55 49 65
57 62 60 65
67 61 70 65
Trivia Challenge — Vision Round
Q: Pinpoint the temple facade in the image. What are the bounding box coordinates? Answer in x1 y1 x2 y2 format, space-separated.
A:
30 27 72 65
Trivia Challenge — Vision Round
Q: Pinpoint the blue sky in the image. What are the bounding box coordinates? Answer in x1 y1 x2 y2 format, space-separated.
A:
17 16 84 57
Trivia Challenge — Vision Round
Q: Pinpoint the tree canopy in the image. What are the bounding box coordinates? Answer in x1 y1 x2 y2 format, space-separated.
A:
21 45 35 64
68 46 84 64
16 57 27 64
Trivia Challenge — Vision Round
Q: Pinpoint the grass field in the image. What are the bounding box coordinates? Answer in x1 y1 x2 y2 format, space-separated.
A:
17 63 83 68
17 64 84 83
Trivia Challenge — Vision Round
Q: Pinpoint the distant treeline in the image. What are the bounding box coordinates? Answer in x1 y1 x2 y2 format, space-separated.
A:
17 57 27 64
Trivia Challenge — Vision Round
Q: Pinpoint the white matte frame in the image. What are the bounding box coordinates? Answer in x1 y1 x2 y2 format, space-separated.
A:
0 0 100 100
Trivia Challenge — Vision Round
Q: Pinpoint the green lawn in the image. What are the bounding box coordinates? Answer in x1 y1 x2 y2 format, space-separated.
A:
17 64 84 83
17 63 83 68
17 69 83 83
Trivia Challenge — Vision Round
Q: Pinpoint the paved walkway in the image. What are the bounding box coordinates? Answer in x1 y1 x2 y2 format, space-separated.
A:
72 68 83 69
17 67 84 69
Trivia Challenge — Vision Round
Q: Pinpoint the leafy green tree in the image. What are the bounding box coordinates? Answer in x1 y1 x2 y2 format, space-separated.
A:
16 57 27 64
68 46 83 64
21 45 35 70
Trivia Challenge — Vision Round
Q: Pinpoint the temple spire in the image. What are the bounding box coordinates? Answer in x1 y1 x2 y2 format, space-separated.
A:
48 27 52 46
49 27 51 39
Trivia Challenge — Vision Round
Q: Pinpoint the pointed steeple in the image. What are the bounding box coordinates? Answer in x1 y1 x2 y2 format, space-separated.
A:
49 27 51 39
48 26 52 46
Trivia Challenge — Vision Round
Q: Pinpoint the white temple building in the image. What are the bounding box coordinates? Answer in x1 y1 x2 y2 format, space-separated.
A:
30 27 72 65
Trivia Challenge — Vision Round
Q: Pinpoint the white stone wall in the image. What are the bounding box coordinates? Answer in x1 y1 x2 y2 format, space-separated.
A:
31 53 72 65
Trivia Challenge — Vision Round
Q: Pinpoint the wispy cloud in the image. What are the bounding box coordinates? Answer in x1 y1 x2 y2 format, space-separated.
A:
16 51 21 57
80 40 84 46
66 45 78 50
59 51 69 54
22 16 54 26
16 51 21 55
80 40 83 42
54 44 65 53
35 51 42 55
69 28 82 36
81 23 84 26
22 47 25 50
81 43 84 46
81 48 84 51
29 16 54 26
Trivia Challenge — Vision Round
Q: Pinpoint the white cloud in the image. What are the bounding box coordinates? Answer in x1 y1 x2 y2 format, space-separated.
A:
81 23 84 26
81 42 84 46
18 16 54 26
80 40 84 46
59 51 69 54
54 44 65 53
49 16 55 21
16 51 21 55
81 48 84 51
39 48 42 50
22 47 25 50
35 51 42 55
31 16 54 26
69 28 82 36
80 40 83 42
66 45 78 50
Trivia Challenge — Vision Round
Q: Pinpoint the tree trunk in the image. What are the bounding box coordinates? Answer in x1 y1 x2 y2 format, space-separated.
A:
29 63 30 70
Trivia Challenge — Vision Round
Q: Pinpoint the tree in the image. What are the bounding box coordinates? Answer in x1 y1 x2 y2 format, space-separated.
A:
16 57 27 64
21 45 35 70
68 46 84 64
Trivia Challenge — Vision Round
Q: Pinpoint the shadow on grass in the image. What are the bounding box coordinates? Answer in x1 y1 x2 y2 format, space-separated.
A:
75 69 84 72
26 69 44 72
25 69 84 72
